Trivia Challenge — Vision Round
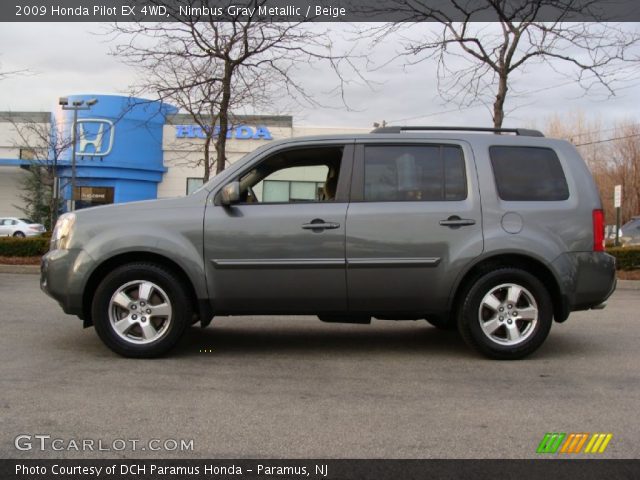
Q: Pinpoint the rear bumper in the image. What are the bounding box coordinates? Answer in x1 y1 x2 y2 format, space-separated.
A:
552 251 617 314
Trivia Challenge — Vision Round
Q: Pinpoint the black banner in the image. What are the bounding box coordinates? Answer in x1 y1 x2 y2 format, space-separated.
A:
3 459 640 480
3 0 640 22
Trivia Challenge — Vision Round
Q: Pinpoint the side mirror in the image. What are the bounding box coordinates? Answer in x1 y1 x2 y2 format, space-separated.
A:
220 181 240 206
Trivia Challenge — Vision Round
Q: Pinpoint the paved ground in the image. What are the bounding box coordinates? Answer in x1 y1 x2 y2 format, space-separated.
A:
0 272 638 459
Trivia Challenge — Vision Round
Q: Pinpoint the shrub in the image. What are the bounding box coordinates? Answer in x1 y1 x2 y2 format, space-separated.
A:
607 246 640 271
0 236 49 257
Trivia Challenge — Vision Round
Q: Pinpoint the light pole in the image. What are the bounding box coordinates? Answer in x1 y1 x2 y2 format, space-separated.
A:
58 97 98 211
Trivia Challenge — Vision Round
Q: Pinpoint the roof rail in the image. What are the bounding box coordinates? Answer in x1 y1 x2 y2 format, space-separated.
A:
370 126 545 137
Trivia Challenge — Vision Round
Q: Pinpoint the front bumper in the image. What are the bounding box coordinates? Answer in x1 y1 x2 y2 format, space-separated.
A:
41 248 91 318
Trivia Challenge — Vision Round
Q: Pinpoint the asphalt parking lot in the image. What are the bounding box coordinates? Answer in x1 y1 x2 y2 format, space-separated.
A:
0 272 638 459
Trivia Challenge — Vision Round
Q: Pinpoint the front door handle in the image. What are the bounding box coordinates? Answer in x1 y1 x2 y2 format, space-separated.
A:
302 218 340 232
439 216 476 227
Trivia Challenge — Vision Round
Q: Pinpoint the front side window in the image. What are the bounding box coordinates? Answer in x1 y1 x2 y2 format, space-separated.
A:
489 146 569 201
364 145 467 202
238 146 344 204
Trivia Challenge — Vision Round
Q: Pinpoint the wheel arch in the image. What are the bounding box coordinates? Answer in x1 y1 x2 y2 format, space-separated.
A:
448 253 569 324
82 251 208 327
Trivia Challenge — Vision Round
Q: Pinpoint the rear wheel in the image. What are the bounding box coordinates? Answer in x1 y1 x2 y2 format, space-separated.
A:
13 231 25 238
458 268 552 360
92 263 192 358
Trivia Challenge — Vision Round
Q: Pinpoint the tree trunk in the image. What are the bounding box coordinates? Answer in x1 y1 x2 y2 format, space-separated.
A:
493 73 508 129
202 137 211 182
214 68 233 175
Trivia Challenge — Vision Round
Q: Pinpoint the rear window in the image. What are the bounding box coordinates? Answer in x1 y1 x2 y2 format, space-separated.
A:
489 146 569 201
364 145 467 202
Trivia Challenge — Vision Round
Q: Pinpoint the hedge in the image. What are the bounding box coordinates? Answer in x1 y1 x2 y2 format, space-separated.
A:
607 247 640 271
0 235 638 270
0 236 49 257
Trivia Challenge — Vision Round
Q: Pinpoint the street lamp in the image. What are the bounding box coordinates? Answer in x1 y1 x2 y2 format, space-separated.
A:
58 97 98 211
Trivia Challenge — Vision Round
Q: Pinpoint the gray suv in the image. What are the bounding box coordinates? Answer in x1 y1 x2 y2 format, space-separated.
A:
41 126 616 359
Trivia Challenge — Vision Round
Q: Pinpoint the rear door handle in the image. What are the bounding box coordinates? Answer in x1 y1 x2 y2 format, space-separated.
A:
302 219 341 231
439 216 476 227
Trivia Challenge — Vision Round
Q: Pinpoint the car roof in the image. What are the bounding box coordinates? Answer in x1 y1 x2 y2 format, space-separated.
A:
270 131 570 149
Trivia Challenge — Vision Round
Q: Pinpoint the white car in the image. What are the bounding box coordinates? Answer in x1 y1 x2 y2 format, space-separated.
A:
0 217 46 237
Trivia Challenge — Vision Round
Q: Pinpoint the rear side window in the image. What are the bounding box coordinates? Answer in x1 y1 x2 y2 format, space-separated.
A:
364 145 466 202
489 146 569 201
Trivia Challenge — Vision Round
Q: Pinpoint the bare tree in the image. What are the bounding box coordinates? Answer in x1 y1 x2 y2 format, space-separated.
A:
608 122 640 222
108 0 361 180
0 65 27 81
369 1 640 127
541 111 640 224
4 116 73 229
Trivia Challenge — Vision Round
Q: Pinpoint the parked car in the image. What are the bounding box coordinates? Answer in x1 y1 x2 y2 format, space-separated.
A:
41 126 616 359
0 217 46 237
620 216 640 246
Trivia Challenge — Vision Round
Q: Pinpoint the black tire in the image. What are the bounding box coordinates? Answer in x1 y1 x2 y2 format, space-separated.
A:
458 268 552 360
13 231 25 238
92 262 192 358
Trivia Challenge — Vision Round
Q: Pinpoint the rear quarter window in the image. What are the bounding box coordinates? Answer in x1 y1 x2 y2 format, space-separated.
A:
489 146 569 201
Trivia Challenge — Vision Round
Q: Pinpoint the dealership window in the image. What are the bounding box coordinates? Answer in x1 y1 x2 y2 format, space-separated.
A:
262 180 326 202
489 146 569 201
73 186 115 210
364 145 467 202
186 177 204 195
19 148 37 160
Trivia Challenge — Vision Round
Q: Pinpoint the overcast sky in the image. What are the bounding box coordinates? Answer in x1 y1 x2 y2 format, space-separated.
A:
1 22 639 133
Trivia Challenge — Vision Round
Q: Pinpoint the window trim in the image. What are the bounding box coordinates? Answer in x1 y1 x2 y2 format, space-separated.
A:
352 142 468 203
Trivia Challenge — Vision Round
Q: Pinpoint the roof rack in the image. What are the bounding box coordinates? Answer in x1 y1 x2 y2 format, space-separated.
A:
370 126 545 137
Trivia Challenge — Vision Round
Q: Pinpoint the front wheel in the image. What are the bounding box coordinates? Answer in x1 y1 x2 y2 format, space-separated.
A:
92 263 192 358
458 268 552 360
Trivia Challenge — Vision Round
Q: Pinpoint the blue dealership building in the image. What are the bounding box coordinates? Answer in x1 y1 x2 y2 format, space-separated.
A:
0 94 336 215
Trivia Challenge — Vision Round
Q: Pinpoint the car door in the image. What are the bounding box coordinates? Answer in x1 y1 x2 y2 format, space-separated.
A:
345 140 484 314
203 142 354 314
0 219 8 236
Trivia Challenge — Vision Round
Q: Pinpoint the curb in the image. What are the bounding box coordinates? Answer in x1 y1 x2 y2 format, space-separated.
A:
0 264 40 274
617 280 640 290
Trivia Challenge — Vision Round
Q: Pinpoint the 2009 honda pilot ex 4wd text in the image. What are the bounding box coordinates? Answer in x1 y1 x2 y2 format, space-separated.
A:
41 126 616 359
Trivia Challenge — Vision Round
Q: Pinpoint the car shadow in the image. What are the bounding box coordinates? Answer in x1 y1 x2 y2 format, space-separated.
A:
171 320 471 358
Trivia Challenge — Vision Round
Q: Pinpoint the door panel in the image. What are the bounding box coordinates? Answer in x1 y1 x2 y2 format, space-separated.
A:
204 203 348 313
203 143 353 315
346 141 483 314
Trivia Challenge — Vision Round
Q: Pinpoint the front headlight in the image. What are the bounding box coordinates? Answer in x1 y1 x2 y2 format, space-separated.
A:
50 213 76 250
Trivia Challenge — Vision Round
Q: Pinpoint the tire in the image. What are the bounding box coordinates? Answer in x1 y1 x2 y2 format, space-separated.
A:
92 263 192 358
13 231 25 238
458 268 552 360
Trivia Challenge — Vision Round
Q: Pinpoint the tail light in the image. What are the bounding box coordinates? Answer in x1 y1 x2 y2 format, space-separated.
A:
593 209 605 252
